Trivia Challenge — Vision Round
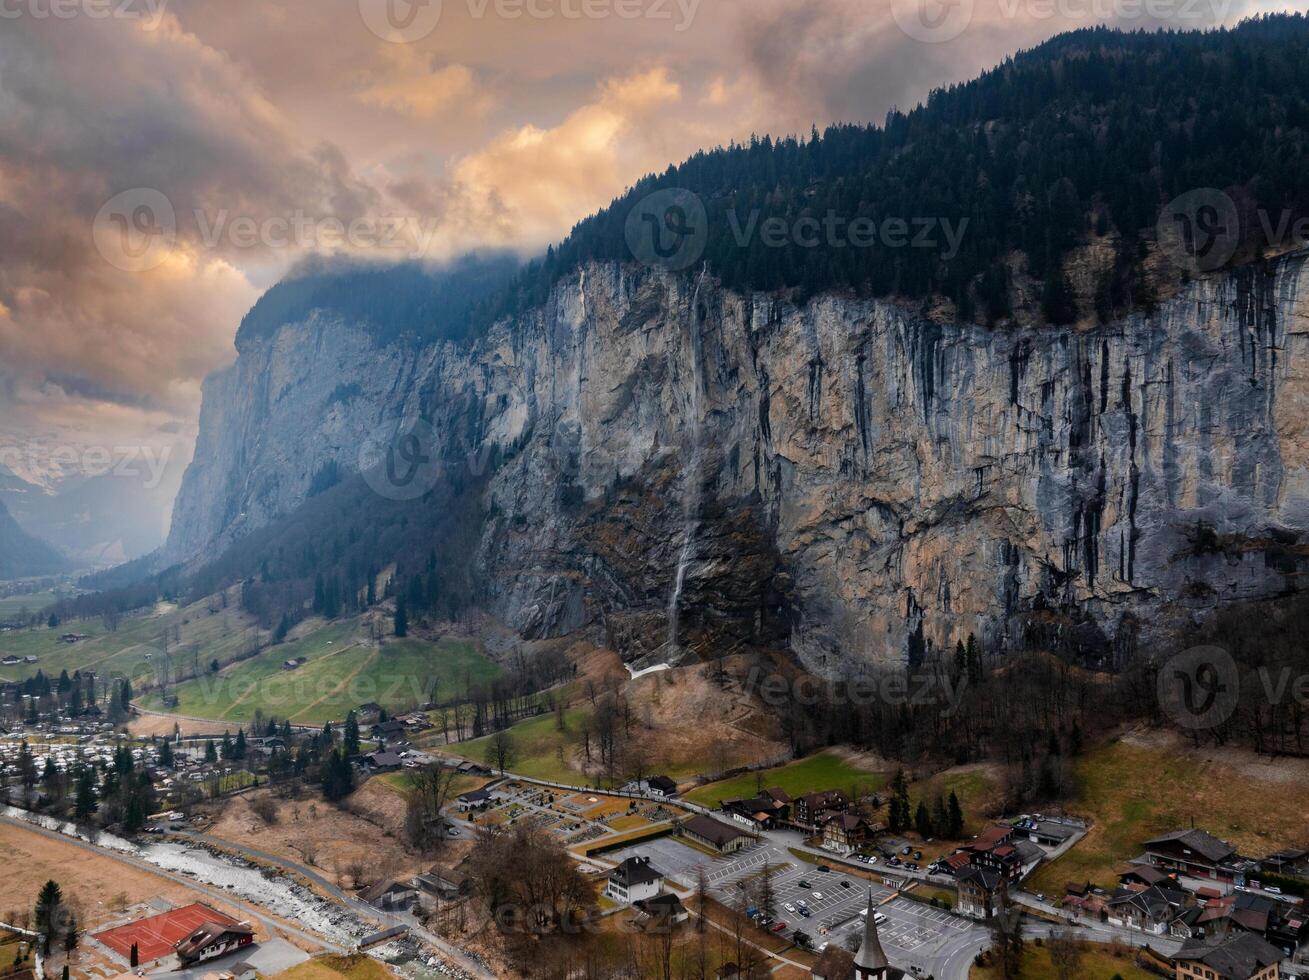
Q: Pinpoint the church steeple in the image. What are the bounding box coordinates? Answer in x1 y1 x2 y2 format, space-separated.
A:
854 890 889 979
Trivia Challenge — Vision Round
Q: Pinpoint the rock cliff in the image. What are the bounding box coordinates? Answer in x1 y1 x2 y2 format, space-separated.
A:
165 254 1309 675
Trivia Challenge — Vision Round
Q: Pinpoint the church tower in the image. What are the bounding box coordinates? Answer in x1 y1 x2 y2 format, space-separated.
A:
854 890 891 980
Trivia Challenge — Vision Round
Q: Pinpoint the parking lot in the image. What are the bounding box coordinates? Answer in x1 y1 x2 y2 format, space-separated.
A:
605 833 986 965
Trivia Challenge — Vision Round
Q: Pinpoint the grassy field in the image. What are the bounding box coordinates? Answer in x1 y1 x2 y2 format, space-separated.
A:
0 589 60 619
274 955 394 980
0 588 260 686
683 751 884 807
971 942 1155 979
140 620 500 725
1027 736 1309 895
459 708 595 783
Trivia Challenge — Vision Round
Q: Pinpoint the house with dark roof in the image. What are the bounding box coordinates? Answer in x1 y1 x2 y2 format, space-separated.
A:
364 750 403 772
174 921 254 965
633 893 688 929
1144 829 1239 882
957 866 1004 920
722 787 791 831
682 814 754 853
1105 884 1189 934
361 878 419 911
822 813 875 855
457 788 495 811
1171 931 1284 980
605 856 664 904
793 790 849 830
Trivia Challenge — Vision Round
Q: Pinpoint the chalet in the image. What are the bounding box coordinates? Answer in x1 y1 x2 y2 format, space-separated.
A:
1143 829 1239 882
793 790 849 830
364 751 403 772
416 868 474 900
605 856 663 905
682 814 754 854
957 866 1003 920
1261 848 1309 878
371 720 406 741
174 921 254 965
1120 864 1177 889
361 878 418 911
964 825 1016 855
822 813 875 856
457 788 494 811
1199 891 1309 957
633 893 689 929
1105 884 1189 934
620 775 678 798
1171 931 1283 980
722 788 790 831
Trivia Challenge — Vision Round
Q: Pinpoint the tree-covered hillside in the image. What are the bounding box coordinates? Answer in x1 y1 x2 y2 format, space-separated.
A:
477 14 1309 329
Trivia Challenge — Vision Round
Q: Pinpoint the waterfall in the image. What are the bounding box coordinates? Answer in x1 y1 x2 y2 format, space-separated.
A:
667 266 708 655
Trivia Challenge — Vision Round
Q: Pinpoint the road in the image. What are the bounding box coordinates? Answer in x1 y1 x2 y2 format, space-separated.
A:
174 830 495 980
0 813 346 956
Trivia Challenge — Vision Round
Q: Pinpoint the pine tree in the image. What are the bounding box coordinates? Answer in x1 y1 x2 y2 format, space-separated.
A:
394 596 408 638
915 801 934 839
343 711 361 755
35 880 62 954
947 790 965 838
204 740 218 763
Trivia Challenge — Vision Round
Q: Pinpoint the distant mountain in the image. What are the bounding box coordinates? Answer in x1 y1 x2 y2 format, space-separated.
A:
0 499 68 580
0 460 180 570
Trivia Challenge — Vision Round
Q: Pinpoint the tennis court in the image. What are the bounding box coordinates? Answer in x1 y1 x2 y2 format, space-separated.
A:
93 903 238 963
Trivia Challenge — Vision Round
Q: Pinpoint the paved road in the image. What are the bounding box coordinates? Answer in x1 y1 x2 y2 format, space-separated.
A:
175 830 495 980
0 814 345 956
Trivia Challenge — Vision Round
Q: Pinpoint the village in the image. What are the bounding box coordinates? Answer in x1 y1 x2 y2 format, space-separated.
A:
0 669 1306 980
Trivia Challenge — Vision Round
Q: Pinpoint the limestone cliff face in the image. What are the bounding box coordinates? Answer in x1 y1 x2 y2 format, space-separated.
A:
165 254 1309 675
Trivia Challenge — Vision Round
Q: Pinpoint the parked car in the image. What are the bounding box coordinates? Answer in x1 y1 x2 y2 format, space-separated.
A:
770 922 787 933
797 880 811 889
902 845 913 855
914 850 923 861
840 880 852 889
874 912 887 924
798 907 811 918
817 865 831 873
784 903 796 913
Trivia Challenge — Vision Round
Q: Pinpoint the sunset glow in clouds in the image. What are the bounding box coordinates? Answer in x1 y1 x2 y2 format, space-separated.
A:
0 0 1285 473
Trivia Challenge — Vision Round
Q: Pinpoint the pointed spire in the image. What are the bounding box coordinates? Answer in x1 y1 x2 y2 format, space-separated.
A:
855 889 888 973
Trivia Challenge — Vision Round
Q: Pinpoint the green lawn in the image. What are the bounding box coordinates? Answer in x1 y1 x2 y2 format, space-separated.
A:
140 622 500 725
0 588 259 686
458 708 595 784
972 942 1156 979
0 589 60 619
683 751 884 807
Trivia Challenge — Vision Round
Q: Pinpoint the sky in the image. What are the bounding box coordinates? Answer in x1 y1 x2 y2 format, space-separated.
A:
0 0 1290 493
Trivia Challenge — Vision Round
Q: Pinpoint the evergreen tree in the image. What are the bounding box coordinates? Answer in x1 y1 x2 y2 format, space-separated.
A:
343 711 361 756
947 790 965 838
915 801 934 839
394 595 408 638
35 880 62 954
204 740 218 763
